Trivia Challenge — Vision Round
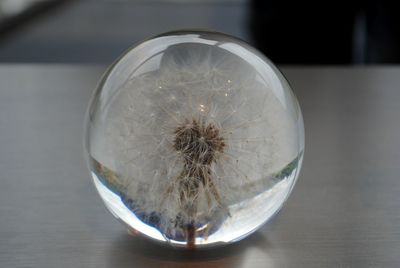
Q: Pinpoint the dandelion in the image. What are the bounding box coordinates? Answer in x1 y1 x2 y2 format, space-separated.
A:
85 31 304 249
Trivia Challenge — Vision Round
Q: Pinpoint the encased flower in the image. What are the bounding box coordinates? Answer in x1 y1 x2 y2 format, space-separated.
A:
85 31 304 249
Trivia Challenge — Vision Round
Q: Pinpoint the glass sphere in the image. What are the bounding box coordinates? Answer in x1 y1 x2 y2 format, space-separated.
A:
84 30 304 249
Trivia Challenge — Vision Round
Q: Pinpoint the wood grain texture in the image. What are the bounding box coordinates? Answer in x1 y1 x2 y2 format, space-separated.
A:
0 65 399 267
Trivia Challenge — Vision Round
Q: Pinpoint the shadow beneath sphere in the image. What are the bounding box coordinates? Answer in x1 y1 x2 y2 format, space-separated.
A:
106 229 272 267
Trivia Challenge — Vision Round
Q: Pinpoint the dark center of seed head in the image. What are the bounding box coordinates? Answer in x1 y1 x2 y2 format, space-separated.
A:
173 119 225 166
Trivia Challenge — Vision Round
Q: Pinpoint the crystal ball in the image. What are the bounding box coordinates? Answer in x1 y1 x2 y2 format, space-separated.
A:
84 30 304 249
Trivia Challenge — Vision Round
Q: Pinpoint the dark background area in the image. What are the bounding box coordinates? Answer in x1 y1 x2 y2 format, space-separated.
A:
0 0 249 63
0 0 399 64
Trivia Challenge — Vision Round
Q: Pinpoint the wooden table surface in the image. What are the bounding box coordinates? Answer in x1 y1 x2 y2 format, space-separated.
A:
1 65 399 267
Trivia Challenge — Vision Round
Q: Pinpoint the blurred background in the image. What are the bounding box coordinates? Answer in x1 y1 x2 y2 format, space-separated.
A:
0 0 399 64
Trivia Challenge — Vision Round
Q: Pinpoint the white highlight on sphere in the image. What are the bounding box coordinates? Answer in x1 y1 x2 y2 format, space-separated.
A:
84 30 304 249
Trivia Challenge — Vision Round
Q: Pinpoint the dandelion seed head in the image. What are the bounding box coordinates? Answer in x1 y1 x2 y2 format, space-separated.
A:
85 30 304 248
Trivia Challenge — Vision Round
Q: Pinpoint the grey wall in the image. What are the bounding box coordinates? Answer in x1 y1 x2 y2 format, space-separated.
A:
0 0 250 63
